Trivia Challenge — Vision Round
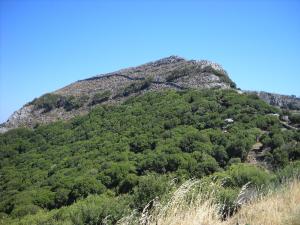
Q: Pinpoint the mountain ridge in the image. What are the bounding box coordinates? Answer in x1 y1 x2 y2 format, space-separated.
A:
1 56 299 132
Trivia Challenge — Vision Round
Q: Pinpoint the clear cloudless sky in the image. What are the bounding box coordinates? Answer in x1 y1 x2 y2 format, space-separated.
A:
0 0 300 123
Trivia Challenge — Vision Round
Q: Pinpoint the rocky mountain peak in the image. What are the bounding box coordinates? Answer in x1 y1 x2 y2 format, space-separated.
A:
3 56 298 132
1 56 234 131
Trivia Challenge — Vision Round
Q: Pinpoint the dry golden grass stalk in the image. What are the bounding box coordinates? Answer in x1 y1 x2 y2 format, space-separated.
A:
226 179 300 225
118 179 300 225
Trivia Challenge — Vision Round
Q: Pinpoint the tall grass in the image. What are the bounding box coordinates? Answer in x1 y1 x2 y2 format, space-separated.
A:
118 179 300 225
226 179 300 225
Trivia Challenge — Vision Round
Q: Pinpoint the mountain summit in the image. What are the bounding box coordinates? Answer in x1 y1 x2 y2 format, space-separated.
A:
1 56 235 131
1 56 300 133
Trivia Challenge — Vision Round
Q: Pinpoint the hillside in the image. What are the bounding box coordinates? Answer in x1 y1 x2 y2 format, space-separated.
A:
0 56 235 132
2 56 300 134
0 57 300 225
1 88 300 225
2 56 300 133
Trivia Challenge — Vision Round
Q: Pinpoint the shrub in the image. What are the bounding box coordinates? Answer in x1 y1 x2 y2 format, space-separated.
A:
63 95 89 111
165 66 192 82
133 175 169 210
120 79 152 97
118 174 139 194
290 113 300 124
201 65 236 88
90 91 111 105
31 93 88 112
272 147 289 168
226 163 273 187
63 195 130 225
68 178 106 203
194 153 220 177
216 187 239 217
276 160 300 182
32 93 62 112
54 188 70 208
10 205 42 218
227 157 241 166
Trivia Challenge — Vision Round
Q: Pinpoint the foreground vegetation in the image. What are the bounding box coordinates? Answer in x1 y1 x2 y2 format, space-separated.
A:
1 89 300 224
120 167 300 225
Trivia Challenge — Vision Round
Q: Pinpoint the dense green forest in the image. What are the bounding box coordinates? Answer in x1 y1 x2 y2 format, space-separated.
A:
1 89 299 225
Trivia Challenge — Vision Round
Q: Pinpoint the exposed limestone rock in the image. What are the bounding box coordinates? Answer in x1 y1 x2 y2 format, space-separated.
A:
4 105 33 129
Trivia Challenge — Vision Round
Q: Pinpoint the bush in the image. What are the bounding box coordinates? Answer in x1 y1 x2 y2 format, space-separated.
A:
165 66 192 82
216 187 239 217
118 174 139 194
290 113 300 124
63 195 130 225
201 65 236 88
271 147 289 168
120 79 152 97
227 157 241 166
68 178 106 203
63 95 89 111
32 93 62 112
271 133 285 148
133 175 169 210
226 164 273 187
54 188 70 208
90 91 111 105
31 93 88 112
10 205 42 218
276 160 300 181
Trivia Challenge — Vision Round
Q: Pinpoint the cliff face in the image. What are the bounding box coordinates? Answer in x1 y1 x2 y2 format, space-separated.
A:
246 91 300 110
1 56 234 131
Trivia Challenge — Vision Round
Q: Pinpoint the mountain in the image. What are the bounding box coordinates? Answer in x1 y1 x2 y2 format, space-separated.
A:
1 57 300 224
1 56 300 133
1 56 235 132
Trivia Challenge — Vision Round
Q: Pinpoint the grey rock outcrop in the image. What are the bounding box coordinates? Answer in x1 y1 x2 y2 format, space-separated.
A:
1 56 234 132
247 91 300 110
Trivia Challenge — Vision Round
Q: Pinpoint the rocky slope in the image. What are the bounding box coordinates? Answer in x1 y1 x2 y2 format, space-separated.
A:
246 91 300 110
0 56 234 132
1 55 299 132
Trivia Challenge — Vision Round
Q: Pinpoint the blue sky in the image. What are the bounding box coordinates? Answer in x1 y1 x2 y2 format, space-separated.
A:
0 0 300 123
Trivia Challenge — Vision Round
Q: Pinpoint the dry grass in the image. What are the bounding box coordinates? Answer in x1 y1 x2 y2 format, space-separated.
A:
226 179 300 225
119 179 300 225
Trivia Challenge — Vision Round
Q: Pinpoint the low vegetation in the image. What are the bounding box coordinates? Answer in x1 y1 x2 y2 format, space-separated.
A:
31 93 89 112
165 66 195 82
290 113 300 124
120 165 300 225
201 66 236 88
117 79 152 97
1 89 299 224
31 93 63 112
90 90 112 105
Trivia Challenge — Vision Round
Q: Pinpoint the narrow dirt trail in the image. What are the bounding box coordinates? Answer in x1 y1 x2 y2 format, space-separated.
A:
247 142 273 170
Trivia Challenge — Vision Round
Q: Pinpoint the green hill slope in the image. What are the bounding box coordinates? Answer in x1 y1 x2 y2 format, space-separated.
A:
1 89 300 225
